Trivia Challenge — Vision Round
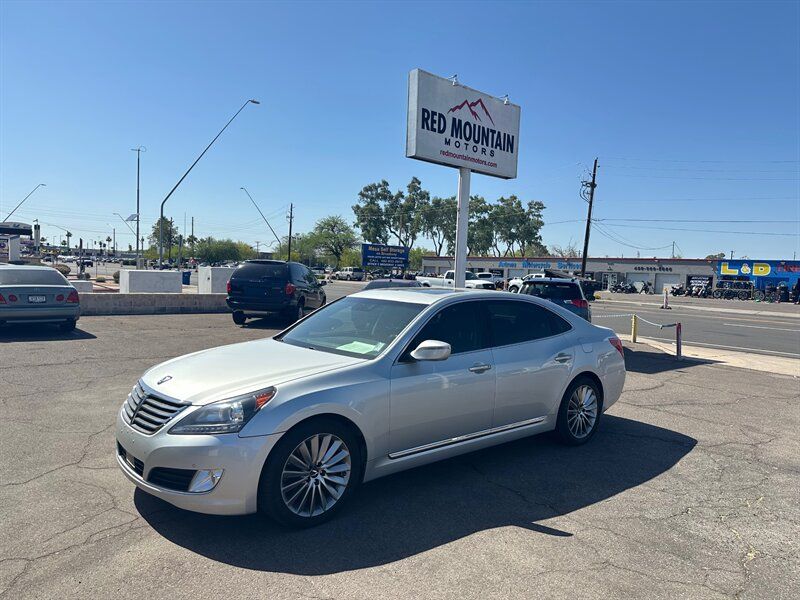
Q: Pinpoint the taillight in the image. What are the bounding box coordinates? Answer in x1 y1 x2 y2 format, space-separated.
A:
8 294 18 302
285 282 296 296
56 294 65 301
226 280 232 294
0 294 5 304
571 299 589 309
66 290 79 303
609 337 624 357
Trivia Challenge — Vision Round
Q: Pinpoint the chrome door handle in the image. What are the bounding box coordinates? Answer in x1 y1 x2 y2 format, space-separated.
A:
554 353 572 363
469 363 492 373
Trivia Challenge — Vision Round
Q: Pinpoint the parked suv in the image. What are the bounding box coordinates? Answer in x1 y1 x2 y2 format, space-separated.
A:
334 267 365 281
517 277 591 321
226 260 327 326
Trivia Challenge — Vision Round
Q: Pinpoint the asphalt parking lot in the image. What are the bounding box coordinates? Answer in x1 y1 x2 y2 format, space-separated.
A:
1 314 798 599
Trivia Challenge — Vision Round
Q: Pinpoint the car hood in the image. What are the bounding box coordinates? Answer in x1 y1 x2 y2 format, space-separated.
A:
141 338 364 405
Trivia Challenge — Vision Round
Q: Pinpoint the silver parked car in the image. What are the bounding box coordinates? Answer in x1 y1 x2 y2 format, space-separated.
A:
116 289 625 527
0 264 80 330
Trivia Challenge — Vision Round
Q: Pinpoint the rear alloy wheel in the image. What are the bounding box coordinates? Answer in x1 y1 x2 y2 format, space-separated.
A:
260 419 361 527
556 377 601 446
508 286 519 293
232 311 247 326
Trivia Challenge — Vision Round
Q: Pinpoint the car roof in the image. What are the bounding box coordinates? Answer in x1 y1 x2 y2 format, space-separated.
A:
352 288 512 305
521 277 579 285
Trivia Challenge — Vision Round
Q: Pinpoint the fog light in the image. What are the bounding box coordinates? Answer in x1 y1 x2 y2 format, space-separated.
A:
188 469 224 493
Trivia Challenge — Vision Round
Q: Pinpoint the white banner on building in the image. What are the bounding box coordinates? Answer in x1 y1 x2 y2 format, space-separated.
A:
406 69 521 179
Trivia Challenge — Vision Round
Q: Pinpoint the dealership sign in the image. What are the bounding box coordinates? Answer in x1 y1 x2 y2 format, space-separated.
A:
406 69 521 179
361 243 409 269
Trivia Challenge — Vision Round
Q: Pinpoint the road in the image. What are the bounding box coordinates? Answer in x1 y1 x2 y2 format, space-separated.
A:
591 299 800 358
0 314 797 599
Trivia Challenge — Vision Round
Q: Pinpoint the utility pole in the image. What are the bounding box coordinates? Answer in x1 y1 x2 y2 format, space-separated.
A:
730 250 734 260
286 203 294 262
113 228 116 254
131 146 145 266
254 240 261 255
672 241 675 259
580 158 598 277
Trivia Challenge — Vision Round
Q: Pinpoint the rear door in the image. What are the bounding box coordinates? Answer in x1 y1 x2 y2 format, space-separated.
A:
486 299 576 427
521 281 584 317
229 262 287 302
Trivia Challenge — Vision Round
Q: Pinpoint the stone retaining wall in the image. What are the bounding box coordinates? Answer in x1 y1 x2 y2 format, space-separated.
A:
80 293 229 316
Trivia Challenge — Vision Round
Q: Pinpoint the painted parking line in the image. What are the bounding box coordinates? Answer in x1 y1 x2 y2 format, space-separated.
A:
642 336 800 358
722 323 800 333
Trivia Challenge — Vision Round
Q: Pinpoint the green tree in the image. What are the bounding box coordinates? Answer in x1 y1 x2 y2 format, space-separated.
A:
518 200 547 256
313 215 358 268
352 180 391 244
419 196 456 256
150 217 178 253
467 196 493 256
705 252 726 259
194 237 255 264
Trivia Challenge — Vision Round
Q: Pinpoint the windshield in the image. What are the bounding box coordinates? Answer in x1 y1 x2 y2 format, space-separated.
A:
465 272 478 280
278 297 425 358
0 269 68 286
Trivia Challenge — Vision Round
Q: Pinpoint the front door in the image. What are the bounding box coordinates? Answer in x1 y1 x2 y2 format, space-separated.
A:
389 301 494 456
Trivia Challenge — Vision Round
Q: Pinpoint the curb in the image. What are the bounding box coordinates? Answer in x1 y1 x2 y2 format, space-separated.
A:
619 334 800 377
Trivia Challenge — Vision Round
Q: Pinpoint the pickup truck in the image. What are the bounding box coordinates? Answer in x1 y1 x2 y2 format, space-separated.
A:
416 270 497 290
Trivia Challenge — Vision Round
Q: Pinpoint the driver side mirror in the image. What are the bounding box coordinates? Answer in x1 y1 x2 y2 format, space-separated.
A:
410 339 451 361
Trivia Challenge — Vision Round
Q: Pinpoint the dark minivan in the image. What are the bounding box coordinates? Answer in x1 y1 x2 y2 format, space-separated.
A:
226 260 326 326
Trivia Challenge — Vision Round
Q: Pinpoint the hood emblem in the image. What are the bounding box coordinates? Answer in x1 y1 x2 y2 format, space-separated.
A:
157 375 173 385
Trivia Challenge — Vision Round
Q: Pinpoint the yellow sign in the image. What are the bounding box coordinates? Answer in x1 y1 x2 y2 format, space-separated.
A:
719 262 772 277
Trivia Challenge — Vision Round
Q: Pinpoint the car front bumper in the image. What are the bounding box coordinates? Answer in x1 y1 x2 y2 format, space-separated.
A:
115 409 281 515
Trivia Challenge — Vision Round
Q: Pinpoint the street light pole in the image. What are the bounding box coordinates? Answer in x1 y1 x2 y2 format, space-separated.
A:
159 99 260 265
3 183 46 222
131 147 146 265
240 187 282 254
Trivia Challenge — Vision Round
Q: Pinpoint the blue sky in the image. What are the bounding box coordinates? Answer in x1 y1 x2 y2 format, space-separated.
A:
1 0 798 259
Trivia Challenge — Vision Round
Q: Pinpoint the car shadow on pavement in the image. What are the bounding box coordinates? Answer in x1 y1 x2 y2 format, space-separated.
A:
623 347 716 375
136 415 695 575
0 323 96 342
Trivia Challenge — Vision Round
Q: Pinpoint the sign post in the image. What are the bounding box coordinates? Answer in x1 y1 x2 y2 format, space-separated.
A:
406 69 520 288
453 168 471 287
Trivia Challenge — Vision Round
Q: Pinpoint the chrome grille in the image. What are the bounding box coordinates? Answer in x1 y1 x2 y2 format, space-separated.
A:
125 382 188 434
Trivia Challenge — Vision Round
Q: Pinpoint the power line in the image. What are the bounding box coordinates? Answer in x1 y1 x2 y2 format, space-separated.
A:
602 222 799 237
600 218 799 224
603 156 800 164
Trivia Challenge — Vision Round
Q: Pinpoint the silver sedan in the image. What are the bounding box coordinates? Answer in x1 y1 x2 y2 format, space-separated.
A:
116 289 626 527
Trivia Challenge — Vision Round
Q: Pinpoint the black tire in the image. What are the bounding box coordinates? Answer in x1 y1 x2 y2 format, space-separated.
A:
285 301 304 324
320 294 326 307
712 289 723 299
232 311 247 326
555 376 602 446
59 319 76 332
508 286 519 293
259 417 363 528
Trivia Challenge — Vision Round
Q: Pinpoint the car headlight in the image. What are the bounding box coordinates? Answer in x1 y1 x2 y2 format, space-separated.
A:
168 387 276 435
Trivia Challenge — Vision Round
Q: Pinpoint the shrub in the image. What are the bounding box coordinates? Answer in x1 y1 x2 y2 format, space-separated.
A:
54 264 71 276
113 270 120 283
96 276 107 283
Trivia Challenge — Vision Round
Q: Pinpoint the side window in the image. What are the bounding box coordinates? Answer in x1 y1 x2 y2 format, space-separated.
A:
405 302 487 358
547 310 572 335
303 266 317 286
289 263 303 283
486 300 568 347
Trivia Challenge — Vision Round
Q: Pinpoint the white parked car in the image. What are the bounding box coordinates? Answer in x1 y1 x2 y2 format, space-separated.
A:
416 270 497 290
507 272 546 293
333 267 365 281
475 272 504 289
115 288 626 527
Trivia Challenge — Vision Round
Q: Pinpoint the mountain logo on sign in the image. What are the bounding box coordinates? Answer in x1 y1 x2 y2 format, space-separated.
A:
447 99 495 125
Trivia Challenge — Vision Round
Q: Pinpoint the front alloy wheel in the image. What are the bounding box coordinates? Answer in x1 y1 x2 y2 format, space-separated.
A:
260 418 362 527
280 434 351 518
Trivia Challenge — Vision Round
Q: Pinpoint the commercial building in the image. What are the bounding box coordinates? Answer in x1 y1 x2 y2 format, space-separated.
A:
420 256 800 293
